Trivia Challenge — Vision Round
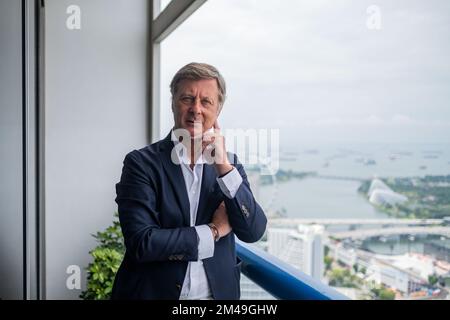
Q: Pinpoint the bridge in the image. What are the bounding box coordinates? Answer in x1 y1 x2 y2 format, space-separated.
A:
315 174 365 182
330 226 450 240
268 218 444 226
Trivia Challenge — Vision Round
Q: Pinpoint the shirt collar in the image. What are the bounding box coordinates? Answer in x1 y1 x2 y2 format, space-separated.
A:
170 128 214 166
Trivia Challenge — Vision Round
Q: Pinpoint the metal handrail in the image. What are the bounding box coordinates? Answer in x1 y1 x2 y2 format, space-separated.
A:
236 239 350 300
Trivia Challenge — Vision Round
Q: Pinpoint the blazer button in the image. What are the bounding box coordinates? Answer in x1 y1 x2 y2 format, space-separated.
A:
241 204 249 217
176 284 181 290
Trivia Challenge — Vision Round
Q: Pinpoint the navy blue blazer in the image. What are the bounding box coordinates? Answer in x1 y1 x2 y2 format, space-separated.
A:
111 133 267 300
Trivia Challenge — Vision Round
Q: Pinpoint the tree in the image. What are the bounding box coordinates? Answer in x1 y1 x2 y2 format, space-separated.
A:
379 288 395 300
328 268 360 288
324 256 333 271
428 274 439 286
371 285 395 300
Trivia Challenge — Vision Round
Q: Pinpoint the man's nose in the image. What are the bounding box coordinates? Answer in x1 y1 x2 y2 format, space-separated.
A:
190 98 202 114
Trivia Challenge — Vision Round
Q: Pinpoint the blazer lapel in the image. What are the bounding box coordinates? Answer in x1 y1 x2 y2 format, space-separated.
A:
196 164 218 225
159 133 191 227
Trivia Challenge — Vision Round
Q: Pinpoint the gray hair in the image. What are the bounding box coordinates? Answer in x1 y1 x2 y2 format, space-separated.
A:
170 62 227 109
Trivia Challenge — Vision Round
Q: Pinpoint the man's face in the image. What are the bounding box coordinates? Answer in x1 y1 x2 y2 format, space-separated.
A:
172 79 220 138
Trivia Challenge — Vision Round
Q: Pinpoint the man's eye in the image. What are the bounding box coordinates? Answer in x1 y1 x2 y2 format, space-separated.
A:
202 100 212 106
181 97 193 103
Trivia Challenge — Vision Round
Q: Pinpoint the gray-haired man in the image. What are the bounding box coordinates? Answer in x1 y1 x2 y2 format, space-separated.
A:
112 62 267 299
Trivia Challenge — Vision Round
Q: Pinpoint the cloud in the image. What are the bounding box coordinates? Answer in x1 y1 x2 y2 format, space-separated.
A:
308 114 450 127
391 114 417 125
159 0 450 142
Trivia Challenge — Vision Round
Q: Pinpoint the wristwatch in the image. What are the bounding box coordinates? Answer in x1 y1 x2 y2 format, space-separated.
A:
208 223 220 242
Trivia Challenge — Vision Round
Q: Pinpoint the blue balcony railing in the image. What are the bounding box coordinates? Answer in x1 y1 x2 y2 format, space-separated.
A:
236 239 349 300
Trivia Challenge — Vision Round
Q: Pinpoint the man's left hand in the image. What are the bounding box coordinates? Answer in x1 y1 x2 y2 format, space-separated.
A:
203 120 233 176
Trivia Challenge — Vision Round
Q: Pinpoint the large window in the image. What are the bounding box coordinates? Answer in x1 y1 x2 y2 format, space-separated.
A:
160 0 450 300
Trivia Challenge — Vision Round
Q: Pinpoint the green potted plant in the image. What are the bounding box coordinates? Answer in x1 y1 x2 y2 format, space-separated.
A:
80 213 124 300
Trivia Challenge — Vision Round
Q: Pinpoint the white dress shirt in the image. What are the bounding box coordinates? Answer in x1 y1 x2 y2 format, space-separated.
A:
170 130 242 300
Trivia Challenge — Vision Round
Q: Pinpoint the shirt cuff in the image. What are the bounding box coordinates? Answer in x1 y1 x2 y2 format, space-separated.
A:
195 225 215 260
216 167 243 199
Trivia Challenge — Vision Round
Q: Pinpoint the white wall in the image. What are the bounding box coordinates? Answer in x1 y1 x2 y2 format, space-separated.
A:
44 0 149 299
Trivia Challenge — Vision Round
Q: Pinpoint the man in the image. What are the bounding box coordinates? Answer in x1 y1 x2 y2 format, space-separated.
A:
111 62 267 300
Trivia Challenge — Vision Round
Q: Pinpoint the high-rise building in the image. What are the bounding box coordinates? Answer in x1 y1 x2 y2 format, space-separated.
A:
240 275 275 300
267 228 293 256
268 225 325 281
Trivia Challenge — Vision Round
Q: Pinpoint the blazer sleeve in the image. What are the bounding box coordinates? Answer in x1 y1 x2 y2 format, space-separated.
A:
115 150 199 263
223 154 268 243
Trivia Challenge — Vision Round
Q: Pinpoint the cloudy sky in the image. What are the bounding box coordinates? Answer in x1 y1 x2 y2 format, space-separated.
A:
159 0 450 147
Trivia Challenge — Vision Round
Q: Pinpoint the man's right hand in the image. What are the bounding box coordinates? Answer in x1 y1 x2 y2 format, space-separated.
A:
212 201 232 238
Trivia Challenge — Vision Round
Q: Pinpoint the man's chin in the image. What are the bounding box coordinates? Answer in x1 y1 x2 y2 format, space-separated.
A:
174 124 205 139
